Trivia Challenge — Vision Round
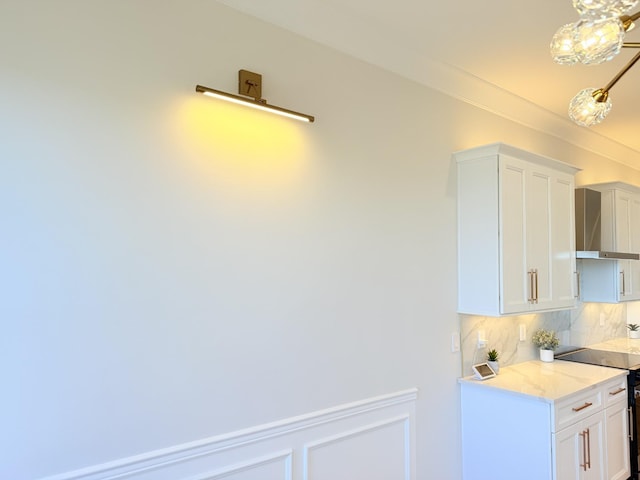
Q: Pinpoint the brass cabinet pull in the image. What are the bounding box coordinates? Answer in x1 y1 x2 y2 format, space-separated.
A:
528 268 539 303
630 407 635 441
575 271 580 298
609 387 626 396
528 270 534 303
586 427 591 470
621 270 626 296
572 402 593 412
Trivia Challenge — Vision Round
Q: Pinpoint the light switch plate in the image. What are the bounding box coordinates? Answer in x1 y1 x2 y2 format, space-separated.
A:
451 332 460 353
477 330 487 349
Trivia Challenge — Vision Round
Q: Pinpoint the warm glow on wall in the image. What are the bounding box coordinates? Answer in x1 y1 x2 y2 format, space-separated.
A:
172 96 311 192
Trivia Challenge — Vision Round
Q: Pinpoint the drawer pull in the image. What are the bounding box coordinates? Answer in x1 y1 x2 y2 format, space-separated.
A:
572 402 593 412
609 387 626 396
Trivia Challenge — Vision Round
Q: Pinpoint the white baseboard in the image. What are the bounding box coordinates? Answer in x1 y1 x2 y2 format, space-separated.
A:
41 388 418 480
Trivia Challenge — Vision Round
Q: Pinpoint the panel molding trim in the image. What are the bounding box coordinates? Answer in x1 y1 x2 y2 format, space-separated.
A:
41 388 418 480
303 415 411 480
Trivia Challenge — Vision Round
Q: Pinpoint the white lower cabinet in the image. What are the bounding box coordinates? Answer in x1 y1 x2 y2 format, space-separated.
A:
461 373 629 480
553 410 605 480
604 390 631 480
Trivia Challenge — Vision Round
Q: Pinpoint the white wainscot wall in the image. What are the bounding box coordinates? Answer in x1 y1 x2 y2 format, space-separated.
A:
41 389 417 480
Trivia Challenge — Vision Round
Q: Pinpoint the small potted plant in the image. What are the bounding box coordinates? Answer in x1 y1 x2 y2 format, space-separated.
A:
532 329 560 363
628 324 640 339
487 348 500 374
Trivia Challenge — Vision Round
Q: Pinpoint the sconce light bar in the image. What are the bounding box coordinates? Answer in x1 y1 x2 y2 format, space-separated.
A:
195 70 314 123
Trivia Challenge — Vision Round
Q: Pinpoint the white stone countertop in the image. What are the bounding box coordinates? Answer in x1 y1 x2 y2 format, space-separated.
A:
588 337 640 354
458 359 626 402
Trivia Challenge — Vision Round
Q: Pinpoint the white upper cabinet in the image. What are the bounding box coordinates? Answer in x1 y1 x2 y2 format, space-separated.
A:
456 143 580 316
578 182 640 302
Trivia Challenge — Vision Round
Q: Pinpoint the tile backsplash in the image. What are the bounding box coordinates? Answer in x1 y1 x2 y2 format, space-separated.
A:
460 302 627 376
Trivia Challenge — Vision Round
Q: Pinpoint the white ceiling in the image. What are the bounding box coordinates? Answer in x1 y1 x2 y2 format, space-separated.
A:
218 0 640 168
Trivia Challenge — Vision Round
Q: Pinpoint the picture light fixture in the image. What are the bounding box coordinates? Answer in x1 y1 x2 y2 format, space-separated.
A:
196 69 315 123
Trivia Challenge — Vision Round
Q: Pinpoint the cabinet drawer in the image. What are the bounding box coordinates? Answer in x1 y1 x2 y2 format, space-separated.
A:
603 375 629 407
555 387 603 432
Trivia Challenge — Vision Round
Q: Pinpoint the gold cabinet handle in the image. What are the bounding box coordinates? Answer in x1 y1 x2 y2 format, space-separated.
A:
621 270 626 296
572 402 593 412
534 269 539 303
630 407 635 441
575 271 580 299
609 387 626 396
528 270 534 303
586 427 591 469
580 430 588 471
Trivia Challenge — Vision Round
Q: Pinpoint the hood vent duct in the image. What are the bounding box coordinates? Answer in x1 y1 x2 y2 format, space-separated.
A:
575 187 640 260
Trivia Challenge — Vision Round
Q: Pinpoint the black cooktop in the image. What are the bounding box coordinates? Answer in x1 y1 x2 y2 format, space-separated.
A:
556 348 640 371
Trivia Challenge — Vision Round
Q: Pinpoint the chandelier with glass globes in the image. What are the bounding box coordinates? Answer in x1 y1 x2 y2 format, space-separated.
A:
551 0 640 126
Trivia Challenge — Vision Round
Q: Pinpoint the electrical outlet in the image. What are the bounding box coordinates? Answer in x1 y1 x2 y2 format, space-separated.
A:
519 324 526 341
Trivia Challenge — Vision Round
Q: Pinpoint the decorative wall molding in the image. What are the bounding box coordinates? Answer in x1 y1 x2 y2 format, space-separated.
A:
302 415 411 480
41 388 417 480
187 450 293 480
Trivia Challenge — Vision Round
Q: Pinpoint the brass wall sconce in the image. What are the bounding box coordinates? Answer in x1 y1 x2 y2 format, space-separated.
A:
196 70 315 123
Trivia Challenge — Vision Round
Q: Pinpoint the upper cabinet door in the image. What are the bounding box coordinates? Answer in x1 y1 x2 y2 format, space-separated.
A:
526 167 553 309
629 196 640 300
551 175 579 308
456 143 580 316
499 156 529 314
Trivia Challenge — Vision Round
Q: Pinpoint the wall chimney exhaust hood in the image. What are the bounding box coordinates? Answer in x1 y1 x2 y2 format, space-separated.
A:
575 187 640 260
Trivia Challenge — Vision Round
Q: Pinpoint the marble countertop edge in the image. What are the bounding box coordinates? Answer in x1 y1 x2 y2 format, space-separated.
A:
458 359 627 403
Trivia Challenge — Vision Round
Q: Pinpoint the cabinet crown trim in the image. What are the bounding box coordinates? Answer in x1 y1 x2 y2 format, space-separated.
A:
454 143 580 175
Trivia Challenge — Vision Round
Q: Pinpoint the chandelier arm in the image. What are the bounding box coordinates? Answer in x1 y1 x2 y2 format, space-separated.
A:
603 49 640 93
627 10 640 22
621 11 640 30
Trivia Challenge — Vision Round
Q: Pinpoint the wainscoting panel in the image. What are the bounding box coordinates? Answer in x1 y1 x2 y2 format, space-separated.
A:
303 416 410 480
188 450 293 480
41 389 417 480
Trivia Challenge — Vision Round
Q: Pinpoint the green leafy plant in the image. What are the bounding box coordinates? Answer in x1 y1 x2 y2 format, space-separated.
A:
532 329 560 351
628 324 640 332
487 349 499 362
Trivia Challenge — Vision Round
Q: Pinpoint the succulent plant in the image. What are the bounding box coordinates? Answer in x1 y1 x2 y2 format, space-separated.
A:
487 349 499 362
628 324 640 331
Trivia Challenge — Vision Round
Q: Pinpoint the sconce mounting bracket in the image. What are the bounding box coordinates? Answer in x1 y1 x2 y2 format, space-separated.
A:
239 69 262 101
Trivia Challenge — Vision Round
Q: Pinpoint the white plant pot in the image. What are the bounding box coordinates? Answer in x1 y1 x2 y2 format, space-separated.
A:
630 330 640 339
487 360 500 374
539 349 554 363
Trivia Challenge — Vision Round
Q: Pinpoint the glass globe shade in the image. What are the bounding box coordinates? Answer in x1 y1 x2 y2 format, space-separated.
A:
573 0 639 16
551 23 580 64
568 88 612 126
575 16 624 64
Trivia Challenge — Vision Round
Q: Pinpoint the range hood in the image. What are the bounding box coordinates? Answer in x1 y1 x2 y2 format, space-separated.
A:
575 187 640 260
